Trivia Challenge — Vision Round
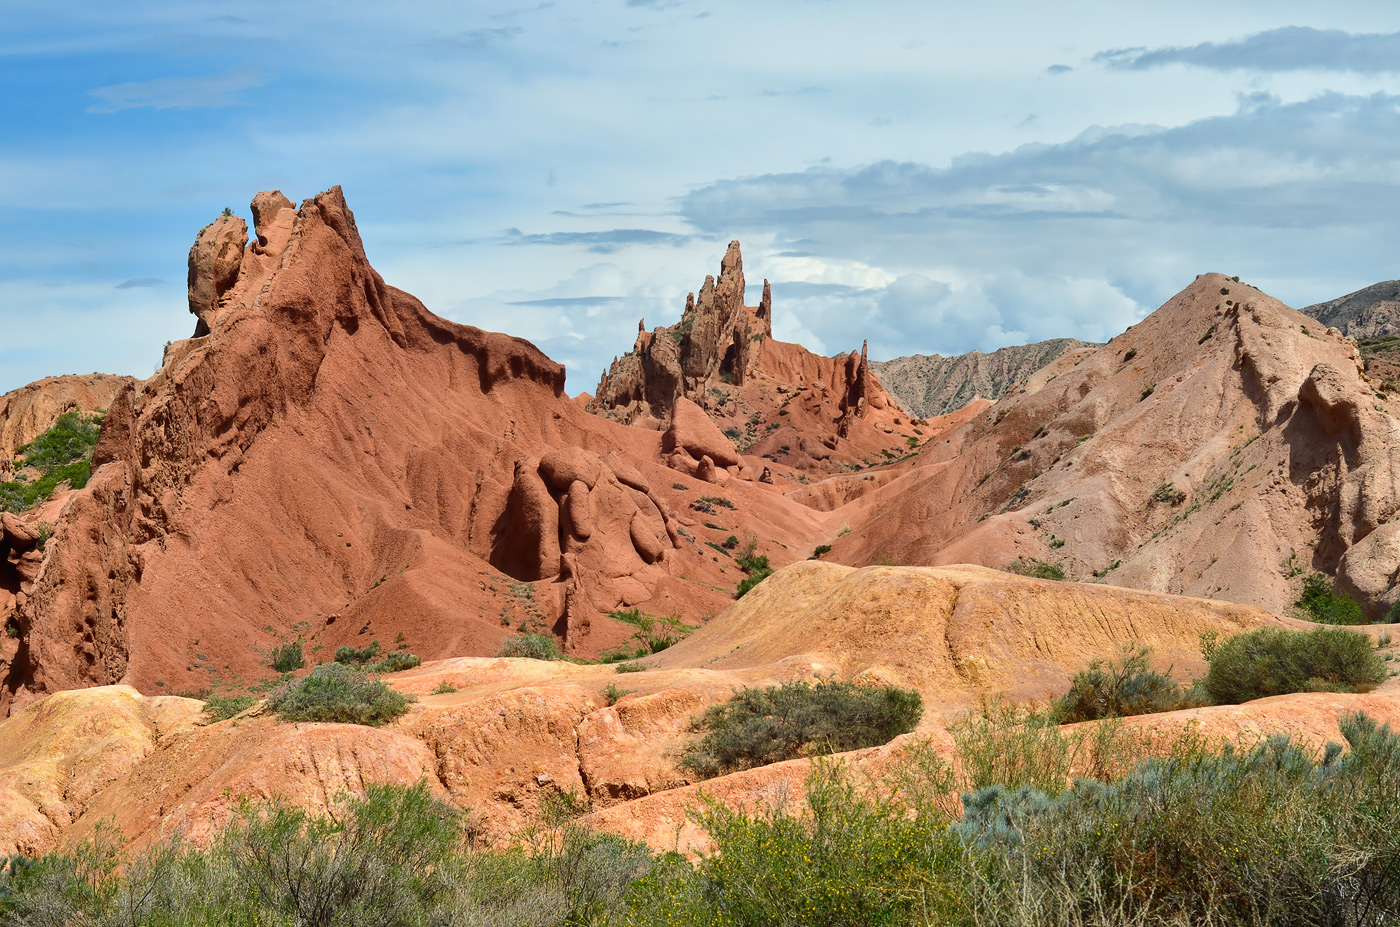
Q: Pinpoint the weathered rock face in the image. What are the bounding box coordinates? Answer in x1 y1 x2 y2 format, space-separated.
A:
833 273 1400 618
2 189 837 715
588 242 921 478
871 339 1096 418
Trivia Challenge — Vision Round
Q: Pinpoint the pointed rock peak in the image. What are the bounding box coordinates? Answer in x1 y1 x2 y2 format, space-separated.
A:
759 279 772 318
720 240 743 279
638 318 645 332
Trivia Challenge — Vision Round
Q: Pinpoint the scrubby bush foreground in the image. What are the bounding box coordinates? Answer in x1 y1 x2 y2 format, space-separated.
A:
3 714 1399 926
680 678 923 778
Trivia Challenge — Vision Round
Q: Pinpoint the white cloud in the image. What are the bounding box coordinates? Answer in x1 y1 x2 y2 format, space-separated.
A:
87 67 263 113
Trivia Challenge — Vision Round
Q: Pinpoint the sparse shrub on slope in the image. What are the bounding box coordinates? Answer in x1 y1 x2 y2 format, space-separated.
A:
1295 572 1366 625
267 663 413 726
1202 626 1387 704
1053 646 1199 722
334 640 382 665
202 693 257 723
1 410 103 513
269 640 305 672
1002 558 1064 580
680 679 922 778
369 650 422 673
496 633 563 661
733 537 774 598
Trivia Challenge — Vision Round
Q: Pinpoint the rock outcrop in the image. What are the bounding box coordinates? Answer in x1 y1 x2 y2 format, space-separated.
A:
589 242 920 477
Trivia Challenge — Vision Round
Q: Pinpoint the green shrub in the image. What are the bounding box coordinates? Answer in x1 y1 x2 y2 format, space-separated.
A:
1053 646 1198 722
13 411 100 473
1202 626 1387 704
1003 558 1064 580
496 633 563 661
1295 572 1366 624
615 661 645 673
430 680 458 694
202 693 257 723
269 640 305 672
369 650 422 673
680 679 922 778
600 611 690 663
733 538 774 598
334 640 381 665
810 544 832 559
266 663 413 726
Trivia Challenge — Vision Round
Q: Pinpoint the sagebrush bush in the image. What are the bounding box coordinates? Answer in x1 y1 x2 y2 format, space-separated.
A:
201 693 256 723
1202 625 1387 704
1003 558 1065 580
266 663 413 726
1 412 103 514
1052 646 1198 722
370 650 422 673
496 633 563 661
680 679 922 778
269 640 305 672
334 640 382 665
1295 572 1366 624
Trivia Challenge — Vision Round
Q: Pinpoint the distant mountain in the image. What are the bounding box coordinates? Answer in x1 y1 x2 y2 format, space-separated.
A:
1301 280 1400 339
871 339 1095 417
1301 281 1400 387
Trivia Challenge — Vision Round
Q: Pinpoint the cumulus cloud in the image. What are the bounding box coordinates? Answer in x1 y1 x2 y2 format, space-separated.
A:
87 67 262 113
675 93 1400 359
1095 27 1400 74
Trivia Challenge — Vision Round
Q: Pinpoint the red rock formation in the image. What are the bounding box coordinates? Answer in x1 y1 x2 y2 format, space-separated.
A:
588 242 920 478
0 189 832 714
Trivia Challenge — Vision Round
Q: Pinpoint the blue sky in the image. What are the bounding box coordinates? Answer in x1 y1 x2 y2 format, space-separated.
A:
4 2 1400 395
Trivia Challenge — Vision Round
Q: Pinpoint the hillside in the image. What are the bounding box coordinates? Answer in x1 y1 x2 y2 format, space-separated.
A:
1302 279 1400 339
827 273 1400 619
871 339 1095 417
9 560 1392 858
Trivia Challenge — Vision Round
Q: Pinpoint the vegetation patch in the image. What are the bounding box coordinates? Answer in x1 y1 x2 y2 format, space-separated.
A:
1295 572 1366 625
599 610 690 663
266 663 413 726
680 678 922 778
269 640 305 672
1052 647 1199 722
1 411 102 513
201 693 257 723
1002 558 1064 581
1201 626 1387 704
496 633 563 661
